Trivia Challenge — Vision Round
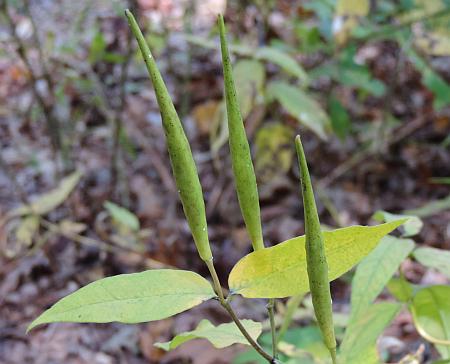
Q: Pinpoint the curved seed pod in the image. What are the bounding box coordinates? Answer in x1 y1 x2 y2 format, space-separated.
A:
218 15 264 252
125 10 212 261
295 135 337 362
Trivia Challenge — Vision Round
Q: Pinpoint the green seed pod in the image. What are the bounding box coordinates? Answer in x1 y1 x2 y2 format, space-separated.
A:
125 10 212 261
218 15 264 252
295 135 337 362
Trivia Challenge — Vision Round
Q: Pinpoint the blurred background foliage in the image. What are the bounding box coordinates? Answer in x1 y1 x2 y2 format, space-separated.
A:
0 0 449 363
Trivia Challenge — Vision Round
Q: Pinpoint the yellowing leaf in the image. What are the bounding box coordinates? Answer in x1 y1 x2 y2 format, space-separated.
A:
336 0 370 15
10 171 82 217
266 81 331 140
192 100 221 135
28 269 215 332
414 29 450 56
15 215 40 246
228 220 405 298
155 319 262 350
255 122 294 183
333 0 370 45
59 219 87 235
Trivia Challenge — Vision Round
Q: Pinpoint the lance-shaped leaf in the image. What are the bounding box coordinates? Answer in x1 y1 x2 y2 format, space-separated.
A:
218 15 264 251
10 171 82 217
155 319 262 351
228 220 405 298
373 210 423 237
340 302 402 364
349 235 415 321
266 82 331 140
295 135 336 359
28 269 216 332
413 247 450 279
126 10 212 261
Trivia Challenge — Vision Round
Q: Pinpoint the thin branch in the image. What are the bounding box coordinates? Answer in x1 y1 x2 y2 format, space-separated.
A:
40 219 171 269
1 1 66 172
205 260 280 364
110 0 138 200
267 298 277 358
319 117 427 189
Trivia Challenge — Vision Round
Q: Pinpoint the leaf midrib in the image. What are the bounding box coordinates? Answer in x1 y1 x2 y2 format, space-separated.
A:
45 292 213 315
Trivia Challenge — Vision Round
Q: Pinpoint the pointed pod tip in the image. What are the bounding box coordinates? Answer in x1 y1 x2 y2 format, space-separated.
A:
124 9 134 23
217 14 225 35
294 135 304 155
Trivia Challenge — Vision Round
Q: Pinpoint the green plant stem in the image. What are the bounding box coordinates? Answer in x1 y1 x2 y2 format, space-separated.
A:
205 260 279 364
267 298 277 358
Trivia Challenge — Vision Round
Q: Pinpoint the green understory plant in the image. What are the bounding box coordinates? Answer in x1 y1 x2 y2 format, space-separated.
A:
28 10 448 364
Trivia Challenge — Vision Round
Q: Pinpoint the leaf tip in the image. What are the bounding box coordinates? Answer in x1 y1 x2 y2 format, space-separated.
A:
392 217 409 229
154 341 170 351
26 318 41 334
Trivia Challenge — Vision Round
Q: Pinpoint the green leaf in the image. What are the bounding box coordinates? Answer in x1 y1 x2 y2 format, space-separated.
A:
373 210 423 237
404 48 450 110
254 47 308 84
88 29 106 63
413 247 450 279
184 35 308 82
10 171 82 217
104 201 140 232
404 194 450 218
28 269 215 332
228 220 406 298
328 96 351 140
410 285 450 349
233 59 265 118
266 81 331 140
343 346 379 364
340 302 402 364
155 319 262 350
431 177 450 185
349 236 415 321
280 326 330 360
387 277 415 303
